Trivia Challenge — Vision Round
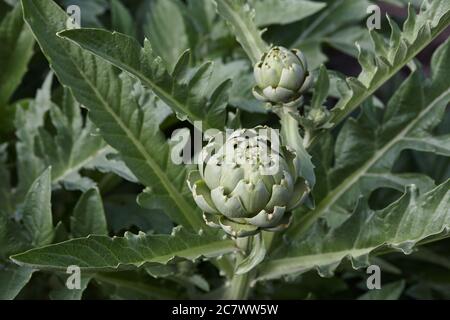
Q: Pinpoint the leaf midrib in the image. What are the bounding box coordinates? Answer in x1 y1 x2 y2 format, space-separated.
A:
309 11 450 148
259 207 450 281
61 30 216 130
12 237 236 271
53 145 109 185
76 69 202 230
333 35 446 125
27 1 203 230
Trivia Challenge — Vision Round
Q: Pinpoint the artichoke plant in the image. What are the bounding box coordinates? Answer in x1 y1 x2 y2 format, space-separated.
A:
253 46 310 108
188 127 309 237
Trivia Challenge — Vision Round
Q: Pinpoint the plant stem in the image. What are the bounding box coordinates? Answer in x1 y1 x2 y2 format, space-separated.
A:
279 111 302 151
224 236 254 300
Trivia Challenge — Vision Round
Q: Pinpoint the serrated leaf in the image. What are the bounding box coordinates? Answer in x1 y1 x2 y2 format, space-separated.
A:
257 180 450 281
328 0 450 127
21 0 205 230
251 0 326 27
15 75 133 194
289 38 450 236
11 227 237 272
59 28 229 130
214 0 269 64
71 188 107 238
21 167 54 247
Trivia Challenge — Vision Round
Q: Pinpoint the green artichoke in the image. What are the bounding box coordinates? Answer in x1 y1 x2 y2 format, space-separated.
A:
253 46 310 108
187 128 309 237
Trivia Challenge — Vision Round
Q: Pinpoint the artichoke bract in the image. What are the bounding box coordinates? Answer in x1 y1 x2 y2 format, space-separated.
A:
253 46 310 108
188 127 309 237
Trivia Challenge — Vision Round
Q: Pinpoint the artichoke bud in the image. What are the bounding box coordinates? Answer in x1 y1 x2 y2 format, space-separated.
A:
188 127 309 237
253 46 310 108
307 107 330 127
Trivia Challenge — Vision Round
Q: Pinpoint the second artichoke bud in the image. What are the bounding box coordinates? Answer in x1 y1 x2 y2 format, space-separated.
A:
253 46 310 109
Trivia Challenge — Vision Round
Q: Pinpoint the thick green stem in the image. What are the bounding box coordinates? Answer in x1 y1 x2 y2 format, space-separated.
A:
213 256 235 279
279 111 304 150
224 237 253 300
224 270 253 300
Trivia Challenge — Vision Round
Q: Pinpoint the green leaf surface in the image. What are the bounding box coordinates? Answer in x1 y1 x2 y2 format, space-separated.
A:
290 38 450 236
144 0 189 71
59 28 230 130
251 0 326 27
326 0 450 132
0 264 34 300
110 0 136 38
21 0 205 230
265 0 371 68
71 188 107 238
214 0 269 64
104 194 173 234
22 167 54 247
0 4 35 106
15 75 132 194
257 180 450 281
49 275 93 300
11 227 237 272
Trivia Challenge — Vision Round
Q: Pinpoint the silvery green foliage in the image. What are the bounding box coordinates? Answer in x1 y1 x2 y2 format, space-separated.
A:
1 0 450 300
188 128 308 237
258 181 450 281
11 226 237 272
0 3 34 136
14 74 136 195
264 36 450 281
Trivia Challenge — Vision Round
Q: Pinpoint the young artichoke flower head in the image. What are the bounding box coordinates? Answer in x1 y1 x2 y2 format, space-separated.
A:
187 127 309 237
253 46 311 109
